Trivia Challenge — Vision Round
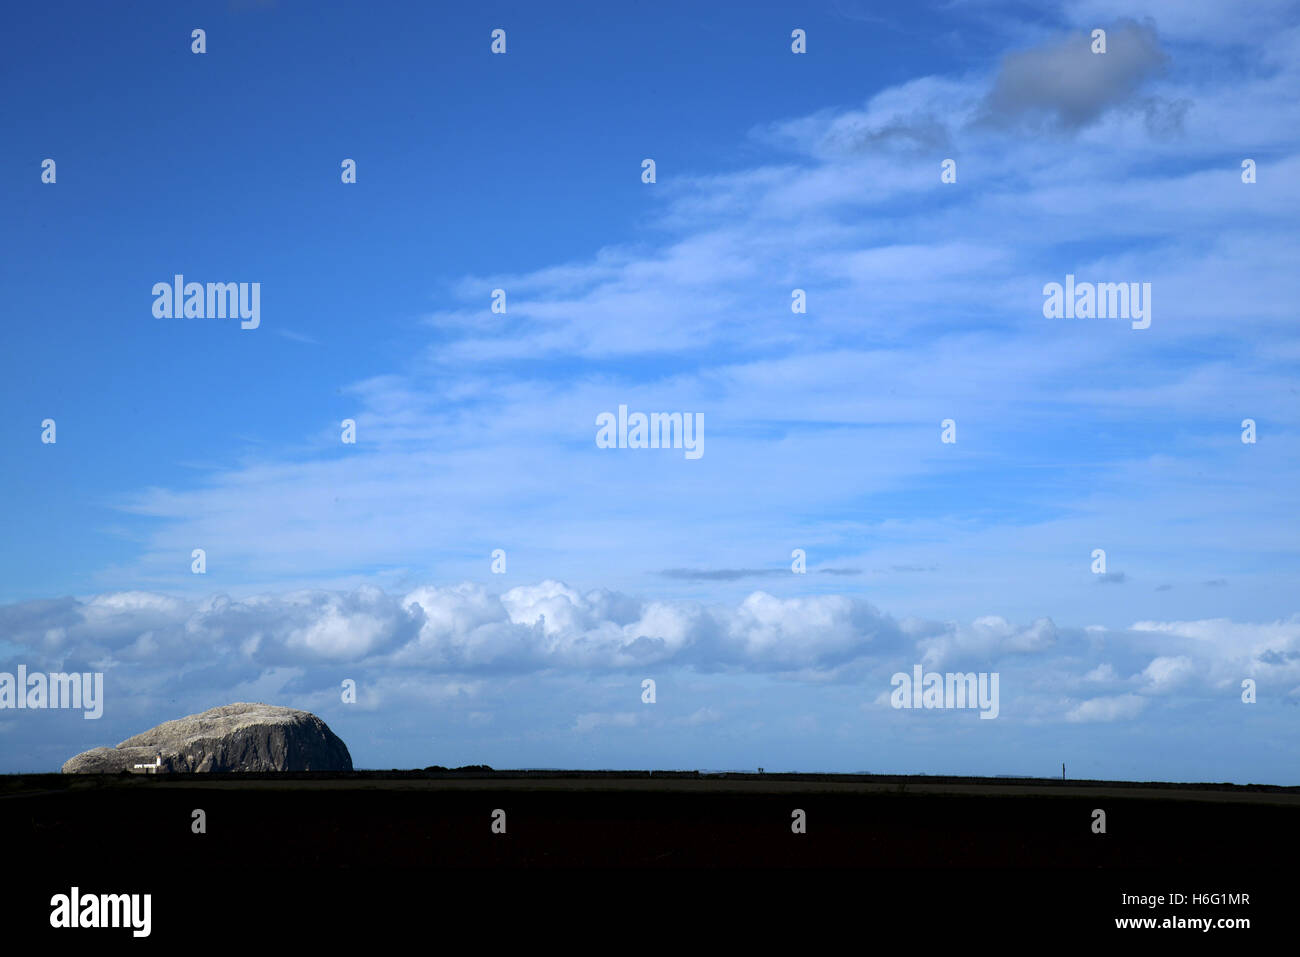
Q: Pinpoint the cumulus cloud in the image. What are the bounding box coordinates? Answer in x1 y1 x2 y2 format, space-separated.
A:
909 615 1058 668
718 591 901 670
1083 662 1117 682
1066 693 1148 722
2 585 1297 737
1141 655 1196 692
0 583 899 678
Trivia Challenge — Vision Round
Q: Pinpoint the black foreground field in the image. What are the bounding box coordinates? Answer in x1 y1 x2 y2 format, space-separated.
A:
3 769 1293 942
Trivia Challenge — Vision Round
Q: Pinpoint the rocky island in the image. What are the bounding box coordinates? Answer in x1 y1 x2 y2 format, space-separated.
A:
61 702 352 773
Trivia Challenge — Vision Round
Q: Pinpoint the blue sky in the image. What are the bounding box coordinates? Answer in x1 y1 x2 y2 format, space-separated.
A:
2 0 1298 781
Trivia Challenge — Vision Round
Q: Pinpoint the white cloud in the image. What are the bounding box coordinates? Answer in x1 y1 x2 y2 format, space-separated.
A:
1140 655 1196 692
1065 693 1148 722
6 583 1296 727
914 615 1058 668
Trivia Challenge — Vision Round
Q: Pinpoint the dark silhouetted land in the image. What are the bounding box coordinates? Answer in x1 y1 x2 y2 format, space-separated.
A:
4 769 1288 941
